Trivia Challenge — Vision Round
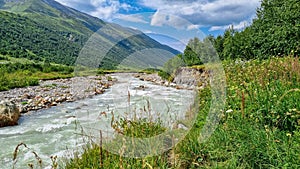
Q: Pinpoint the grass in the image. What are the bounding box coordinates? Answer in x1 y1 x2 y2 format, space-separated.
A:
65 116 169 169
0 70 73 91
0 55 74 91
174 56 300 168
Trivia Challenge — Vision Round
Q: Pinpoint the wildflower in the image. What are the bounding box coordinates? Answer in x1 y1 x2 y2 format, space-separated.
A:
226 109 233 113
286 112 292 116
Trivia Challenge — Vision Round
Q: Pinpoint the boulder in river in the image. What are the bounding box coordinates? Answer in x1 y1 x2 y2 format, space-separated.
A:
0 100 20 127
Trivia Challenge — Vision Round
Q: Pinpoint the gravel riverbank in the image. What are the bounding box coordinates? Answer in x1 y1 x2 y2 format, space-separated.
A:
0 75 115 114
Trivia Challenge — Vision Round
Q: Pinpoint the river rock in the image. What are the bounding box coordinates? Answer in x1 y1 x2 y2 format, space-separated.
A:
0 100 20 127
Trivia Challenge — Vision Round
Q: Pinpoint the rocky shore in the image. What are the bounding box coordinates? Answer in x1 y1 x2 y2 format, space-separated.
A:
134 67 209 90
0 75 115 114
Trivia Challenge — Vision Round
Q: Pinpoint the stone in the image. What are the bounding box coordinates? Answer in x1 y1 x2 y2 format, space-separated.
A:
50 102 58 106
177 123 188 130
0 100 20 127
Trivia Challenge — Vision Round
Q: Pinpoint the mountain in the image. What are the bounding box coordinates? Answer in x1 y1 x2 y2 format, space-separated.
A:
0 0 180 69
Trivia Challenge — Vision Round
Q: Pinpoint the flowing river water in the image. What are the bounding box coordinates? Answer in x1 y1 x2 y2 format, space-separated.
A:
0 74 196 168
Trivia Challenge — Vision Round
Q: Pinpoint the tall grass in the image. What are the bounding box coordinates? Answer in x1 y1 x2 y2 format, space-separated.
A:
174 56 300 168
65 116 170 169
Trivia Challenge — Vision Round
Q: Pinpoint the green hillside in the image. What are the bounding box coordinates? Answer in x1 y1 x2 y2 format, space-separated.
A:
0 11 82 65
0 0 179 68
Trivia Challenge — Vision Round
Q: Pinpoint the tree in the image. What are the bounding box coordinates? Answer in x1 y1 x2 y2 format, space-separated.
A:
252 0 299 57
163 54 185 74
181 37 204 66
213 0 299 60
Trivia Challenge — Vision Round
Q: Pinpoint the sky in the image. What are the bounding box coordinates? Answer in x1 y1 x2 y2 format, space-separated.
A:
55 0 261 52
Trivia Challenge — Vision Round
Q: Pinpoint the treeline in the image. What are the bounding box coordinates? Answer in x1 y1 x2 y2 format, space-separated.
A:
160 0 299 81
173 0 299 67
213 0 299 60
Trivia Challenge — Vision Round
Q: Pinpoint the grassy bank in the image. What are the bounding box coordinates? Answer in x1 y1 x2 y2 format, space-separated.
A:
0 55 73 91
175 56 300 168
64 56 300 168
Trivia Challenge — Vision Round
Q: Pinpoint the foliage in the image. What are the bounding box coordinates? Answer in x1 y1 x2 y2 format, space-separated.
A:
181 37 204 66
224 57 300 132
163 54 185 74
158 70 172 81
0 11 83 65
158 54 185 81
0 54 8 60
175 57 300 168
0 61 73 91
211 0 299 60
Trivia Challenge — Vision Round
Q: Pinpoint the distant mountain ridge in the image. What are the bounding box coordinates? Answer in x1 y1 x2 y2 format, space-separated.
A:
0 0 180 69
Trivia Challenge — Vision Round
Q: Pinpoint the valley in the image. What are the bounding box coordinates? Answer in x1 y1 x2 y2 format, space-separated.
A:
0 0 299 168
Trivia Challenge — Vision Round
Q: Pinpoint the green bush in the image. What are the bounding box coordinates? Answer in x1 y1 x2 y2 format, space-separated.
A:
0 63 73 91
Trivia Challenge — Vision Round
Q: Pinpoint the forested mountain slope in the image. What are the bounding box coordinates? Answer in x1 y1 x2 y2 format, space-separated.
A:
0 0 180 68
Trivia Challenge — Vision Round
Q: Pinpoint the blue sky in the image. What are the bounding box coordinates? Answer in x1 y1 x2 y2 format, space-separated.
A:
55 0 261 51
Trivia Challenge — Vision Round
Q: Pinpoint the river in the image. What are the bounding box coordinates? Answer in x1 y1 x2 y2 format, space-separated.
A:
0 74 196 168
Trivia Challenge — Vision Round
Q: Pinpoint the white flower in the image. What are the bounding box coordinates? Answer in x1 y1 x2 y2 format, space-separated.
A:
226 109 233 113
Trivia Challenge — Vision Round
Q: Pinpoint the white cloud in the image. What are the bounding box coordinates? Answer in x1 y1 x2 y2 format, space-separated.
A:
116 14 148 23
55 0 261 33
150 11 197 30
143 30 154 34
140 0 261 29
187 24 201 30
55 0 134 20
209 20 249 31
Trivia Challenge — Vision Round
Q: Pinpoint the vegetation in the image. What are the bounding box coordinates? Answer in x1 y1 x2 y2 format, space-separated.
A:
175 57 300 168
65 114 168 169
212 0 299 60
0 56 73 91
0 11 84 65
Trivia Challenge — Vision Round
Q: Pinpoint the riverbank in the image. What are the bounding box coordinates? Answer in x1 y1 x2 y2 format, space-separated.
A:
134 67 209 90
0 75 115 114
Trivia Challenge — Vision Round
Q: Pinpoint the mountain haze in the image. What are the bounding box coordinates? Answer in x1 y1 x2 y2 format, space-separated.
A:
0 0 180 68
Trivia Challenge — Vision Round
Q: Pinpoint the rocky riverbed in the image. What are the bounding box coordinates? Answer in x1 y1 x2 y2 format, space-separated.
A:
0 75 115 114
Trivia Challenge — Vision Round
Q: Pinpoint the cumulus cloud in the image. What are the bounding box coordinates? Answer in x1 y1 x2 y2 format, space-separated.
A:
55 0 134 20
150 11 199 30
55 0 261 33
140 0 261 29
